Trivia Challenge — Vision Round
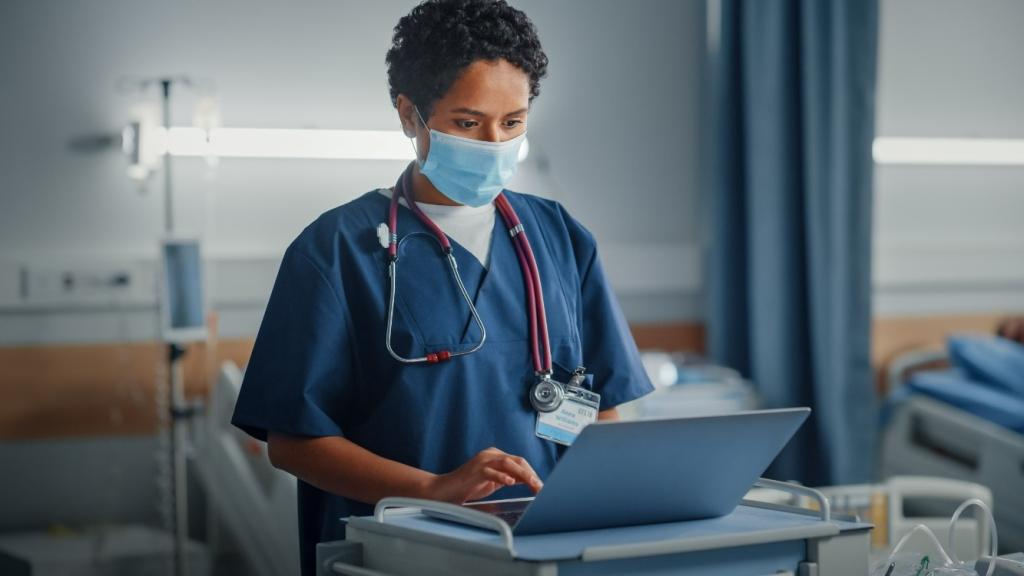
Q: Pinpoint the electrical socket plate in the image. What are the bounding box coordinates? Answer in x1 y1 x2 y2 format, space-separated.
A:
21 259 157 308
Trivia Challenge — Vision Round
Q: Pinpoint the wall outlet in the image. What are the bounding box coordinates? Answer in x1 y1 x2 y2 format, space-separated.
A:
22 260 156 308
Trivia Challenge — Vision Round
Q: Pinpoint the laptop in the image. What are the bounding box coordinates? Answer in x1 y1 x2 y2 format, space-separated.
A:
426 408 810 535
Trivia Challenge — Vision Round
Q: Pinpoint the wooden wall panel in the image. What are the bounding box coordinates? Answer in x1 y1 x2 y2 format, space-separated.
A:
871 314 1003 368
870 314 1004 393
6 314 1009 440
0 339 254 440
629 323 705 353
0 324 703 441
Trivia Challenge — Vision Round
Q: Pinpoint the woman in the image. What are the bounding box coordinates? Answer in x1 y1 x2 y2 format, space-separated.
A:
232 1 654 573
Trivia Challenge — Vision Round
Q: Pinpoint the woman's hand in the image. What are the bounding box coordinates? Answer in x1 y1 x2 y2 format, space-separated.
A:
426 447 543 504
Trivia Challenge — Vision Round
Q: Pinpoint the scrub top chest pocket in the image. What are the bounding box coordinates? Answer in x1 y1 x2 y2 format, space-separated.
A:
388 231 487 356
384 237 579 357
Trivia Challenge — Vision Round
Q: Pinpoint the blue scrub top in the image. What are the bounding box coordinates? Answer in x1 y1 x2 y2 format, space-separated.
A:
232 186 654 575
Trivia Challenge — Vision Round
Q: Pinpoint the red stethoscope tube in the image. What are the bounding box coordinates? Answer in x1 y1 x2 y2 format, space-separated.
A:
494 194 552 375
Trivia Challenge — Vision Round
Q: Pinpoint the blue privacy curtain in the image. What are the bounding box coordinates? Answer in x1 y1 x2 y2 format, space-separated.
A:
707 0 879 485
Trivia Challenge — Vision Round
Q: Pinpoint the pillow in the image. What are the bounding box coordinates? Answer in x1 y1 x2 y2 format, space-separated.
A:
947 334 1024 398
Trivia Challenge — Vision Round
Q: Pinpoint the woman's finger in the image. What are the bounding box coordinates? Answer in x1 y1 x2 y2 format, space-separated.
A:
493 456 543 492
464 480 503 503
511 456 543 490
481 466 516 486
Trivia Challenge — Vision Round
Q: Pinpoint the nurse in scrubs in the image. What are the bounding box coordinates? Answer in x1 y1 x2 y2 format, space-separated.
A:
232 1 654 573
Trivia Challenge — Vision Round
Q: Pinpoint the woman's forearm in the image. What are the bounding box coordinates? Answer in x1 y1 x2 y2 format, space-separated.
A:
267 432 437 505
267 410 615 505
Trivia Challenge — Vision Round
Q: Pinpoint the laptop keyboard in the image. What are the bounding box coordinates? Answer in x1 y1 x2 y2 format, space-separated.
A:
464 498 532 527
493 509 525 525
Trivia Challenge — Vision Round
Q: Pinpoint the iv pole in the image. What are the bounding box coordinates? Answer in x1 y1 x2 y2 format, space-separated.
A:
115 73 215 576
160 77 189 576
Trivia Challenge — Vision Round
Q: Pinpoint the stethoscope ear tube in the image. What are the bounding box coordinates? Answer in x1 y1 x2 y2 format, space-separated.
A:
384 167 489 365
494 194 552 376
383 235 487 364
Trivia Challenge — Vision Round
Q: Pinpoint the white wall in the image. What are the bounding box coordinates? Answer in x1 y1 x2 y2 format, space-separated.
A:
873 0 1024 316
0 0 707 345
5 0 1020 345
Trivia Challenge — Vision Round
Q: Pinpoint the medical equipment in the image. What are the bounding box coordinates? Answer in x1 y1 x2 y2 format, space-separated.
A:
750 476 994 563
315 480 872 575
383 166 583 416
193 361 299 576
881 344 1024 552
120 76 217 576
882 396 1024 553
529 376 564 412
160 237 207 343
975 554 1024 576
870 498 999 576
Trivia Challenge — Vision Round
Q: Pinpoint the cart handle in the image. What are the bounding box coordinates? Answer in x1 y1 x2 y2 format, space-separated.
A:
753 478 831 522
373 497 516 555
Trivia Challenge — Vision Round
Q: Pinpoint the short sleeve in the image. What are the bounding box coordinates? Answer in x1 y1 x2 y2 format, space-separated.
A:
568 225 655 410
578 249 655 409
231 244 354 441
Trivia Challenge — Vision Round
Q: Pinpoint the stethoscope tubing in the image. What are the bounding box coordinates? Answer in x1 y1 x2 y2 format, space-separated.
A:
495 194 551 375
384 167 551 375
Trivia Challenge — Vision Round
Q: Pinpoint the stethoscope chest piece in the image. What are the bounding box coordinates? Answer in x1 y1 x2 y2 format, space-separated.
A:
530 376 565 413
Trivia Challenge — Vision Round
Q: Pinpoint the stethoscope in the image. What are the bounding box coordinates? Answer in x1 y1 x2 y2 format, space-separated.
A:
379 166 566 413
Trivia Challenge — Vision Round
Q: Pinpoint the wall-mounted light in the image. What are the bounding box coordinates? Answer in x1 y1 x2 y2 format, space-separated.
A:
153 127 417 161
127 126 529 167
873 137 1024 166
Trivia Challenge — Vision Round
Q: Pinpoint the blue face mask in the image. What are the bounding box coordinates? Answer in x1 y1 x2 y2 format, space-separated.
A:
413 107 526 207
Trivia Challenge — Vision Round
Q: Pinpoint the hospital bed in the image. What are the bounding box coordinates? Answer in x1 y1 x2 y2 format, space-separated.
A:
193 361 300 576
623 352 759 419
880 343 1024 553
316 481 873 576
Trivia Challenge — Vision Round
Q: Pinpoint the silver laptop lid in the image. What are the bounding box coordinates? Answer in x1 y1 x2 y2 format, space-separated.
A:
512 408 811 535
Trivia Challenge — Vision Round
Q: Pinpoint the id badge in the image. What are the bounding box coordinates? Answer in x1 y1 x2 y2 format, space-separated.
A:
535 384 601 446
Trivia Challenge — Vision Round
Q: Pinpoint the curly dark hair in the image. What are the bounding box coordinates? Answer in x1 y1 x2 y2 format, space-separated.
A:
386 0 548 119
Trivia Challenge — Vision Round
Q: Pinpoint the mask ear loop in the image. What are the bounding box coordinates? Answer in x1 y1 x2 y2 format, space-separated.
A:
413 105 428 128
407 105 429 166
